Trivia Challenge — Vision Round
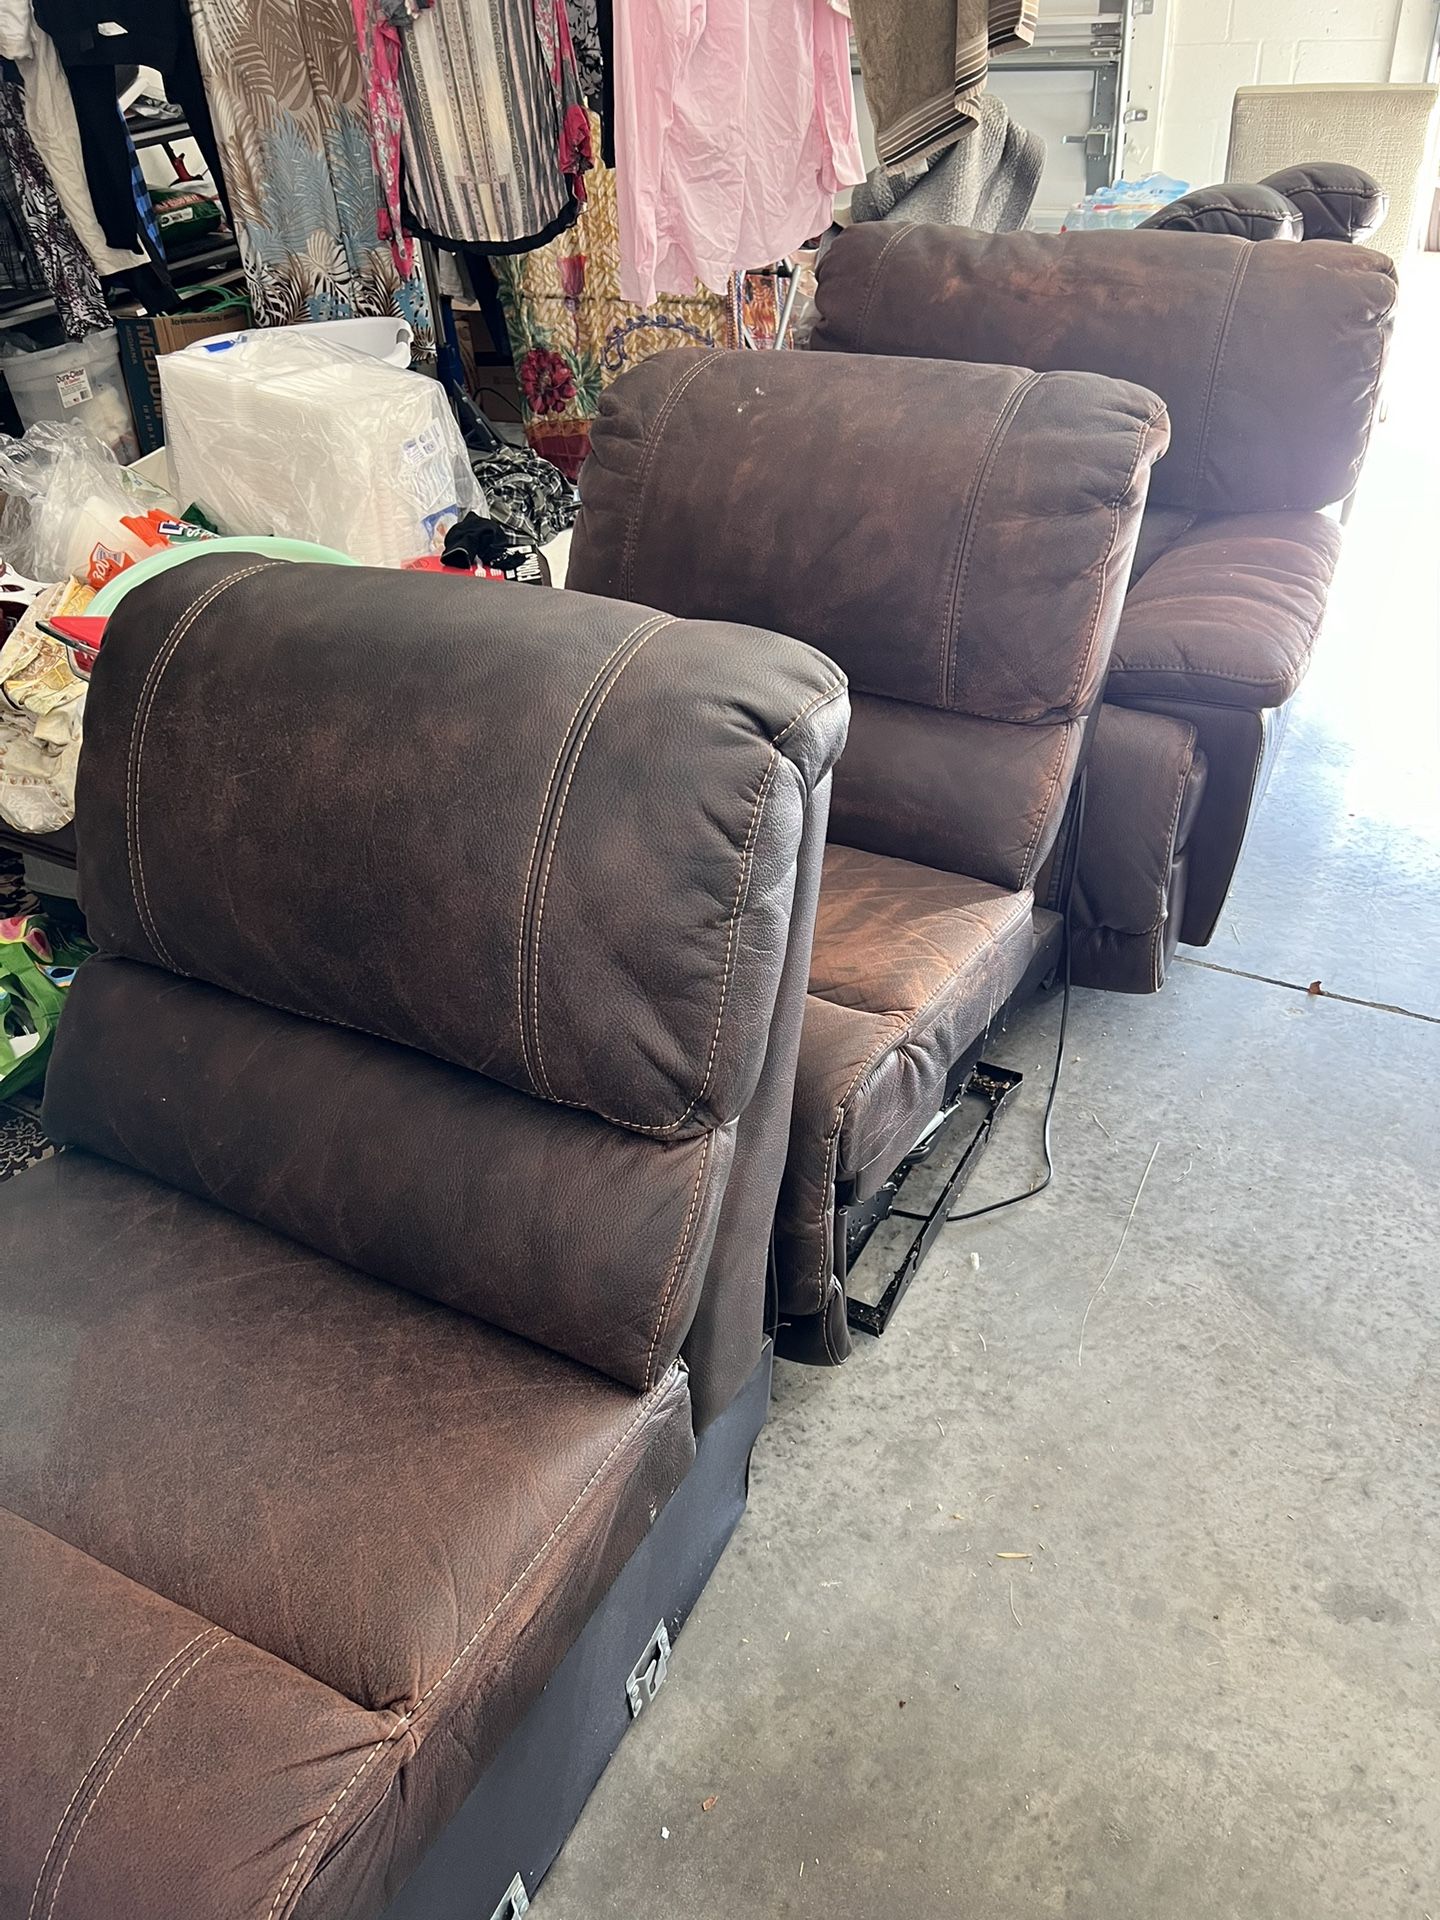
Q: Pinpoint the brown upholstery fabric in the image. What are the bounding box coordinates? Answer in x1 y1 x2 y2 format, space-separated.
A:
566 346 1160 1347
683 773 833 1428
75 553 847 1139
1129 503 1203 582
0 1152 694 1716
811 223 1396 514
1070 703 1208 993
2 1508 399 1920
5 558 849 1916
45 958 733 1391
827 692 1085 891
0 1153 694 1920
1109 510 1341 711
1121 695 1282 948
775 846 1041 1335
571 347 1165 720
570 345 1166 894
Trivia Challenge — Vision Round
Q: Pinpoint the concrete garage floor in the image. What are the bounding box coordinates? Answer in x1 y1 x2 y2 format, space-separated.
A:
539 269 1440 1920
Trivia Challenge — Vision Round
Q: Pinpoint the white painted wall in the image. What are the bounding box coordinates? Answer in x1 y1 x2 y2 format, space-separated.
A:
1153 0 1420 189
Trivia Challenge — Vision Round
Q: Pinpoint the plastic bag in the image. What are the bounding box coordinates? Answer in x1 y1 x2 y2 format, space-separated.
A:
1061 173 1190 231
0 421 174 585
158 330 485 567
0 579 92 833
0 912 89 1100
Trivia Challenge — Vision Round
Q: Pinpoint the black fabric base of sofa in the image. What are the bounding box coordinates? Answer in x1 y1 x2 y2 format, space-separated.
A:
377 1343 773 1920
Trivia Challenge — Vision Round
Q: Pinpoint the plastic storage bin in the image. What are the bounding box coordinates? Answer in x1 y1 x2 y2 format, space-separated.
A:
2 330 140 464
191 317 414 367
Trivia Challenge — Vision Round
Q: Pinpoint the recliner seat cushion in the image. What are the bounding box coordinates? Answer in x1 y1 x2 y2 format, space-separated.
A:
0 1151 693 1920
5 1507 399 1920
1108 509 1340 712
775 846 1043 1318
0 1152 693 1716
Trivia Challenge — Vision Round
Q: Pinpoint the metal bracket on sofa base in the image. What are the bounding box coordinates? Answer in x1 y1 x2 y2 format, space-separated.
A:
488 1874 530 1920
839 1062 1023 1339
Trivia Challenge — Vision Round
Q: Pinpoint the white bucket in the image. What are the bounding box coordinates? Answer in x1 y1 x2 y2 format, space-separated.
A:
3 330 140 463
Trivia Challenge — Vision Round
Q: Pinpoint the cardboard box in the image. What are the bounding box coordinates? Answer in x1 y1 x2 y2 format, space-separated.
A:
115 302 250 455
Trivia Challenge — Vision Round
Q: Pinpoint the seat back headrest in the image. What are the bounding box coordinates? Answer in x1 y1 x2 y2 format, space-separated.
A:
811 223 1397 513
1136 182 1303 241
1261 163 1388 243
569 347 1167 727
75 554 848 1139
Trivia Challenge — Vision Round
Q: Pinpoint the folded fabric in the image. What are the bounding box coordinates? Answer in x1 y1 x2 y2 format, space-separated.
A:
848 88 1043 231
851 0 1037 170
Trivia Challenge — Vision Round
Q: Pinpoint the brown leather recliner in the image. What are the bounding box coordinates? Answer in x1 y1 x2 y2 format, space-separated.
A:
568 347 1169 1362
810 223 1396 992
0 554 848 1918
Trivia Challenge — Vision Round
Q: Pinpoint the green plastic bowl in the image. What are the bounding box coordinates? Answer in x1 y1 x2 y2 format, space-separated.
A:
89 535 359 616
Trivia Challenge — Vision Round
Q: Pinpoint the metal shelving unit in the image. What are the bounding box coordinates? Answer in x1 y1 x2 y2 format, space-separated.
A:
0 114 238 334
0 240 242 334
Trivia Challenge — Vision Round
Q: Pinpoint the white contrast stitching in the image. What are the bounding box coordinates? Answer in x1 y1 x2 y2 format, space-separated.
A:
28 1626 220 1920
530 618 677 1098
263 1372 681 1920
43 1634 229 1920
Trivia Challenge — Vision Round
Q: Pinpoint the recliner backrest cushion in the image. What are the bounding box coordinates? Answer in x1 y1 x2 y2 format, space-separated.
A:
72 554 845 1136
568 347 1167 891
45 554 848 1389
811 223 1396 514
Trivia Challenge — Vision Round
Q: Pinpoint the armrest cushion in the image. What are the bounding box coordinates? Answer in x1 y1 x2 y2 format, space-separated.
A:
1107 510 1341 712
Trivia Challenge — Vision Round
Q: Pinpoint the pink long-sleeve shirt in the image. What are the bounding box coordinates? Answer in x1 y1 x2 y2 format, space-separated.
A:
615 0 865 306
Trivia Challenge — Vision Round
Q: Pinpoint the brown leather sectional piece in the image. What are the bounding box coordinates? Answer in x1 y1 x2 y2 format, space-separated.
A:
809 222 1396 991
570 345 1170 1357
0 554 848 1919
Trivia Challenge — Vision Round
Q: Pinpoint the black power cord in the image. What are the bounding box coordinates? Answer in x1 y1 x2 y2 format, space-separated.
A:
890 772 1086 1229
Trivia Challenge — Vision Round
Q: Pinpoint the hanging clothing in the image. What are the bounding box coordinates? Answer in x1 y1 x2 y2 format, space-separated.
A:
187 0 431 338
0 77 109 336
31 0 227 254
0 8 144 276
849 0 1037 171
493 117 777 479
565 0 602 106
394 0 592 252
353 0 412 275
612 0 863 307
